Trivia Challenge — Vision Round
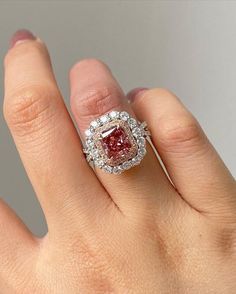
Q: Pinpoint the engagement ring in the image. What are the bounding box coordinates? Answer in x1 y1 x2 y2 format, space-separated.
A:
83 111 151 174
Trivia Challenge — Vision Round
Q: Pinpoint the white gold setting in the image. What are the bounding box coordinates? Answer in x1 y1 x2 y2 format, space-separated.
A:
83 111 151 174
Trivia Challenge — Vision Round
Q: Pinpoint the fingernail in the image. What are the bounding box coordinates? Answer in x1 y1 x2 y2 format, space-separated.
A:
127 87 149 102
9 29 36 49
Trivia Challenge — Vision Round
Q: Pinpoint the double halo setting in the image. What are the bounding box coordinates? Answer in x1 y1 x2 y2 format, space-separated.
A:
83 111 150 174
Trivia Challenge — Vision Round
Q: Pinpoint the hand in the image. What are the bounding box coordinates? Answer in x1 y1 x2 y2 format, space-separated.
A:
1 30 236 294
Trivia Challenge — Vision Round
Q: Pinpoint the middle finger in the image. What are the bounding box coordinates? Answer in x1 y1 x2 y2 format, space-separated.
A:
4 35 109 234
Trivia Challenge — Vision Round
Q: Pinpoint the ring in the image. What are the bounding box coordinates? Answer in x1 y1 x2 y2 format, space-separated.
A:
83 111 151 174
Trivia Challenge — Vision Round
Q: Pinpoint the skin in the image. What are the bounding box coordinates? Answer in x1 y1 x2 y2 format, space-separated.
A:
1 30 236 293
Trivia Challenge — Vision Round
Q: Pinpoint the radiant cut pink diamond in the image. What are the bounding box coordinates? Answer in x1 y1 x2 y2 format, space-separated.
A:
101 126 132 161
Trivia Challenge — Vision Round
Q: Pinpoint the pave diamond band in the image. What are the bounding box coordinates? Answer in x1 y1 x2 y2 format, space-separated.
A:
83 111 151 174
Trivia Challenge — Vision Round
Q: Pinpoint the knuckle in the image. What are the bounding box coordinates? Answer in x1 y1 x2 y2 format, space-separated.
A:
63 237 114 293
70 58 109 76
133 212 185 270
214 226 236 256
71 85 123 119
158 115 203 150
138 88 173 103
133 87 176 109
4 85 59 136
149 87 174 98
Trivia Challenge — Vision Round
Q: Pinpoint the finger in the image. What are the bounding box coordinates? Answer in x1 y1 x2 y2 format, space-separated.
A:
0 198 36 286
70 59 175 214
130 88 236 218
4 31 110 234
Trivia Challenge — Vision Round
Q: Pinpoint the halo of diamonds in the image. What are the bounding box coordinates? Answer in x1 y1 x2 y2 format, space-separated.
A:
84 111 150 174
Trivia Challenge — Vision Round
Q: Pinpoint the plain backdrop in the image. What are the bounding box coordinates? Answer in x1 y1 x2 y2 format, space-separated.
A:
0 1 235 237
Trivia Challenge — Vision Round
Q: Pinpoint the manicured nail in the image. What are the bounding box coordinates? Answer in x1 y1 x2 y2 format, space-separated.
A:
9 29 36 49
127 87 149 102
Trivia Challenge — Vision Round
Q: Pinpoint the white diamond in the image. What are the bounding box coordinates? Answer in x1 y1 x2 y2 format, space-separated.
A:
85 129 93 137
113 166 122 174
137 137 146 147
91 120 99 128
122 161 132 170
94 159 104 168
131 158 139 165
132 155 142 166
86 139 95 148
103 165 113 173
91 149 99 158
109 111 119 119
128 118 137 128
120 111 130 121
90 126 95 132
100 115 110 124
132 127 142 137
138 147 146 156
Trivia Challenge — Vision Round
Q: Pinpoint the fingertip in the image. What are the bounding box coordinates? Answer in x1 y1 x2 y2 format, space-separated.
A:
9 29 36 49
127 87 149 103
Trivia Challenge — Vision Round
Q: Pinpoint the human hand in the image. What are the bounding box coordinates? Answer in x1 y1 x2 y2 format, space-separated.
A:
1 30 236 293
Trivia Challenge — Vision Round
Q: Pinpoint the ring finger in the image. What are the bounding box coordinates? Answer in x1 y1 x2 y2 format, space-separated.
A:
70 59 175 214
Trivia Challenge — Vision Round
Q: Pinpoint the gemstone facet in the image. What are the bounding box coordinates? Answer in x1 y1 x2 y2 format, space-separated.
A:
101 125 132 161
84 111 149 173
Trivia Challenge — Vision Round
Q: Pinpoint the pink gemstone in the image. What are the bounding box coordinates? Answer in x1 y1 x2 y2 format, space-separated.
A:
101 126 132 161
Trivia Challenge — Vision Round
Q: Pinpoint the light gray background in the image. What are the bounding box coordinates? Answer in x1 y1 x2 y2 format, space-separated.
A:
0 1 235 237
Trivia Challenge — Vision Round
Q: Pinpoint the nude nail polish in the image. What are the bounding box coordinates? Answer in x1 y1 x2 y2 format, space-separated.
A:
9 29 36 49
127 87 149 102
